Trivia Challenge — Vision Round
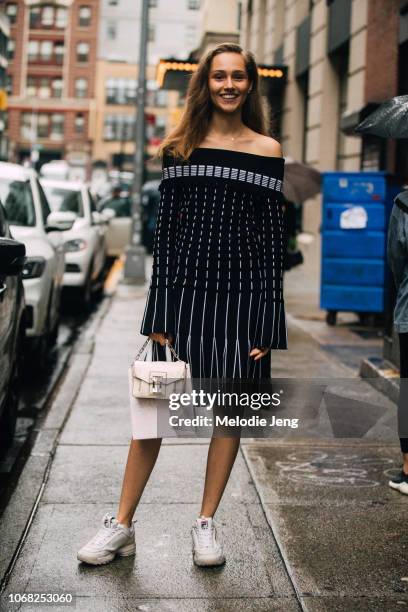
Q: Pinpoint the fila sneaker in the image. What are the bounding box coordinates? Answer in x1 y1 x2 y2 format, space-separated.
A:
191 517 226 567
389 469 408 495
77 512 136 565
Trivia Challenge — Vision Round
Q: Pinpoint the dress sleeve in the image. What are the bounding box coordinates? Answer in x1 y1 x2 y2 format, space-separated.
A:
253 190 288 350
140 158 180 337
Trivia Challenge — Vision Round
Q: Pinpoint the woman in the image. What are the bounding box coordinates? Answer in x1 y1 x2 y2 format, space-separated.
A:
77 42 287 567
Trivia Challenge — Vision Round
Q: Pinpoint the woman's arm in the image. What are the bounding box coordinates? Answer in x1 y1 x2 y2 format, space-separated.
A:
140 161 180 339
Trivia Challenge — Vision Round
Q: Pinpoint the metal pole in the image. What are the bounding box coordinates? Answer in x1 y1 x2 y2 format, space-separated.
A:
123 0 148 283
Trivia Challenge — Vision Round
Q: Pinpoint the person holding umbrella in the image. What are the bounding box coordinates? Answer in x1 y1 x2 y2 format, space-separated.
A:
386 190 408 493
356 96 408 492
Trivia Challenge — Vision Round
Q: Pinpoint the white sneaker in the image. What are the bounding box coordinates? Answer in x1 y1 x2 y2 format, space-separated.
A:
389 469 408 495
77 512 136 565
191 517 226 567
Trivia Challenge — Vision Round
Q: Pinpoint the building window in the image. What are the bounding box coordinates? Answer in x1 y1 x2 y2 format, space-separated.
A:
75 77 88 98
28 40 39 61
26 77 63 99
38 77 51 98
29 5 67 28
76 42 90 62
105 78 137 105
52 78 63 98
155 89 168 107
26 77 36 97
56 7 67 28
21 113 33 140
50 113 64 139
7 39 15 61
78 6 92 27
55 41 64 64
148 24 155 42
6 3 18 25
29 7 41 28
186 24 197 48
187 0 200 8
40 40 53 61
37 114 50 138
106 21 116 40
74 113 85 134
42 6 54 27
21 112 65 140
155 115 166 139
104 115 135 141
6 75 12 95
27 40 64 63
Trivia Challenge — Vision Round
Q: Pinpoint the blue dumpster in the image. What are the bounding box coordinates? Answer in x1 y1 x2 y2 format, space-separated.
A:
320 171 401 325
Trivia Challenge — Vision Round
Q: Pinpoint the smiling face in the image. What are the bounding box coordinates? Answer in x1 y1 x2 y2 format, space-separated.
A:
208 52 252 114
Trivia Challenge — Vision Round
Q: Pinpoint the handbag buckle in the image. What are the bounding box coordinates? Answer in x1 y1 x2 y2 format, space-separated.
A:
149 371 167 395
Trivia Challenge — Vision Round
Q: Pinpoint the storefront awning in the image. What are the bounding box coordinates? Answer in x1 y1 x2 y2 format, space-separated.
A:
156 59 287 97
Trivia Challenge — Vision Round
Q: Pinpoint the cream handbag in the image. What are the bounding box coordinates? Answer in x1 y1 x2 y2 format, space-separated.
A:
129 337 192 400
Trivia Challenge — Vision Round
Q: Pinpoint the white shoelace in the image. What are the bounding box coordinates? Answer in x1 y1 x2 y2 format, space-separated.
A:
195 523 215 548
91 524 119 547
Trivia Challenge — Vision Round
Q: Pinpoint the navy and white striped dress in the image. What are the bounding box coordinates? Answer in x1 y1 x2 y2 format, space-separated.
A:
140 147 287 379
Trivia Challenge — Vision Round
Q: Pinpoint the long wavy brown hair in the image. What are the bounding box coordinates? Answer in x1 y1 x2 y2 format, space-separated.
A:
155 43 270 162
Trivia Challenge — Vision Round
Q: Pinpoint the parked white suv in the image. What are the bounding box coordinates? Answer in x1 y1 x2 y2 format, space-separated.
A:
40 179 108 306
0 162 71 365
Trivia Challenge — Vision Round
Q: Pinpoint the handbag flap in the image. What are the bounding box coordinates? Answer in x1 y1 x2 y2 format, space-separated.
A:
132 360 188 385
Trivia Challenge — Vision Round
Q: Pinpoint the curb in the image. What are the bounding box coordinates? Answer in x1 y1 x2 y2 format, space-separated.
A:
360 357 400 404
0 294 114 593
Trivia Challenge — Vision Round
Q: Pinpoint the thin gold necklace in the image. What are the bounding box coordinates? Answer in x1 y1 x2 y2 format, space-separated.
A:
208 127 246 142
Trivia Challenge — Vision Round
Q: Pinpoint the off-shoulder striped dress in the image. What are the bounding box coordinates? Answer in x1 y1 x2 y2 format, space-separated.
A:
140 147 287 379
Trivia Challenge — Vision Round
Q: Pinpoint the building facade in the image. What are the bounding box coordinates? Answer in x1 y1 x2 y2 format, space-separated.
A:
240 0 408 234
93 0 202 175
98 0 202 65
6 0 99 173
0 8 10 160
91 59 179 173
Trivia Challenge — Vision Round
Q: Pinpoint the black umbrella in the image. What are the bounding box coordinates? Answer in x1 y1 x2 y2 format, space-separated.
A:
355 95 408 139
283 156 321 203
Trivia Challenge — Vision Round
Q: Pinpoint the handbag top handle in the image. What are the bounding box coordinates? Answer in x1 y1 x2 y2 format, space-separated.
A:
133 337 183 363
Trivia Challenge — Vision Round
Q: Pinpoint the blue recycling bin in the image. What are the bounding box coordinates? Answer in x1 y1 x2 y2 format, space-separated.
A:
320 171 401 325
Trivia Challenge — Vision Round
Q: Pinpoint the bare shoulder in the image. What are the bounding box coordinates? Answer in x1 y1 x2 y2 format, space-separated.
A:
255 135 283 158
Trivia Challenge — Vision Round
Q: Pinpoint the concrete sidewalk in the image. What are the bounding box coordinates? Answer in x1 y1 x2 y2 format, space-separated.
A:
1 252 407 611
1 278 300 612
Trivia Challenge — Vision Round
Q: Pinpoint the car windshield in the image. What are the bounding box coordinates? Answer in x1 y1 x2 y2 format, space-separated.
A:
42 185 84 217
100 194 132 218
0 178 36 227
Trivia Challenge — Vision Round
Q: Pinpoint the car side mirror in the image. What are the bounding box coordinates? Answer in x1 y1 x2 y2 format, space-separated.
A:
46 211 76 232
92 211 103 225
100 208 116 223
0 238 26 275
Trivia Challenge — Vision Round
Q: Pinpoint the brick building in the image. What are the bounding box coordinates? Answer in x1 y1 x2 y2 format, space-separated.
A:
6 0 99 174
0 8 10 160
239 0 408 234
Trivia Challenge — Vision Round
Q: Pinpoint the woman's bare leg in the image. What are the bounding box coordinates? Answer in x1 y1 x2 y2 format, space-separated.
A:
116 438 162 527
199 436 240 517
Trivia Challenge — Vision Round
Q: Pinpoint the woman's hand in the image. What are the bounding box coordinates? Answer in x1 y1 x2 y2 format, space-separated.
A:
249 347 270 361
149 332 174 346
